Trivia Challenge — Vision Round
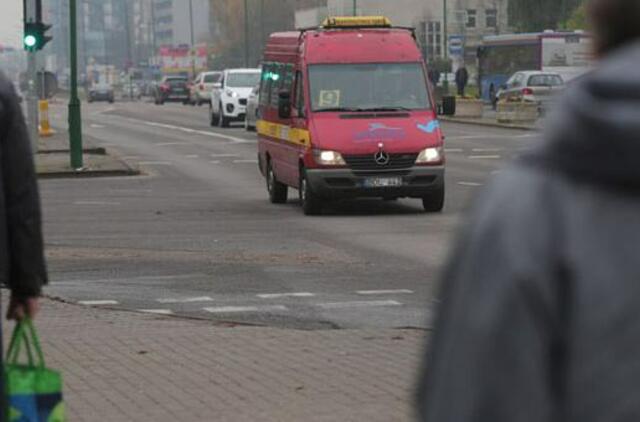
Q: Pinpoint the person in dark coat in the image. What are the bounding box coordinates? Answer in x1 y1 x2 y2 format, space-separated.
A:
454 66 469 97
0 73 47 317
416 0 640 420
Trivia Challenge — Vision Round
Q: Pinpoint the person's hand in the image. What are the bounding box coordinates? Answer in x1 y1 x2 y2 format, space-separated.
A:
7 296 40 321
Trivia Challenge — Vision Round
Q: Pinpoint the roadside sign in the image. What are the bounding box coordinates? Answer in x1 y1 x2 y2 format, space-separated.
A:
449 35 465 57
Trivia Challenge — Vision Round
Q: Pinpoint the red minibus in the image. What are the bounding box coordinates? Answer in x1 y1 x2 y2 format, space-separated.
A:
257 16 445 215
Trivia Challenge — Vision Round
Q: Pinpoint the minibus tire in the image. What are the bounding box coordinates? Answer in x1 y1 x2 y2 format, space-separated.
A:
300 170 323 216
422 186 445 213
267 162 288 204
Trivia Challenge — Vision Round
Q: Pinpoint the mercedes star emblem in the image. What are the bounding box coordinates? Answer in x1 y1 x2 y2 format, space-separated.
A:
374 150 390 166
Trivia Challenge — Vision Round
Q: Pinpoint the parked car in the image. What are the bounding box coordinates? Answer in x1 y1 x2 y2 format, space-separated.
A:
154 76 190 105
87 82 115 103
209 68 261 128
244 84 260 131
121 83 142 100
190 71 222 106
495 71 564 110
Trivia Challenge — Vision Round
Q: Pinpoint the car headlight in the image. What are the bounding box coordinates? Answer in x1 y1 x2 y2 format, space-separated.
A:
416 147 443 164
314 150 346 166
226 89 239 98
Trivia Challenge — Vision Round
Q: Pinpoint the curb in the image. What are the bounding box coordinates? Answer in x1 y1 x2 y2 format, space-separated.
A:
440 116 537 131
37 167 140 179
38 147 107 155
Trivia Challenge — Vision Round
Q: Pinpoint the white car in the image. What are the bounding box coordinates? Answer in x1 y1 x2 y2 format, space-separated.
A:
190 71 222 106
209 68 261 128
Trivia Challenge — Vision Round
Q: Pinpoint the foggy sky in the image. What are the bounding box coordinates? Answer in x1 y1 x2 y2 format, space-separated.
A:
0 2 22 48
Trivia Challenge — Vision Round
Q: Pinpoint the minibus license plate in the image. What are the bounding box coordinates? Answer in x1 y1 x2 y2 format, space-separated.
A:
363 177 403 188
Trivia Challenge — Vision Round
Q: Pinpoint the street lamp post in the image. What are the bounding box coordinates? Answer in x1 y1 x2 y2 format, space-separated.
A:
443 0 449 93
353 0 357 16
244 0 250 67
189 0 196 78
68 0 83 169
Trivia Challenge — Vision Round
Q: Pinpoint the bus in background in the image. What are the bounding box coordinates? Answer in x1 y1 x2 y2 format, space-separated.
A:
478 31 593 104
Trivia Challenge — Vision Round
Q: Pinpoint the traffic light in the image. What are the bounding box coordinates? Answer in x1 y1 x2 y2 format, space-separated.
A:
23 22 52 52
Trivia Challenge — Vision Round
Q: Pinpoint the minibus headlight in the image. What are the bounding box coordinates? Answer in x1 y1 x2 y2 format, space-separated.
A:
416 147 443 164
314 150 346 166
226 89 239 98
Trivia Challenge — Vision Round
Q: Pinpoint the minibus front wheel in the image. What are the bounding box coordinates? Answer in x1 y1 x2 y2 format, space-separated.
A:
299 169 323 216
422 185 445 213
266 161 288 204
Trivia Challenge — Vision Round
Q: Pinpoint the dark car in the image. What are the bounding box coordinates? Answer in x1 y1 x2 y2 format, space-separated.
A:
87 82 115 103
154 76 190 105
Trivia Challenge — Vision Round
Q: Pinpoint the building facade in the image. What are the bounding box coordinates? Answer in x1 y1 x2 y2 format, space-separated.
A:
153 0 210 47
295 0 510 77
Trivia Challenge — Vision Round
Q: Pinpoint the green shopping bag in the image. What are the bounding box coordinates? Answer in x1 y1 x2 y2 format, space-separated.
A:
4 320 65 422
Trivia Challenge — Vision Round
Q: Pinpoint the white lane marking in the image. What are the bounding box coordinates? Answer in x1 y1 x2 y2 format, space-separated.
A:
155 142 186 147
136 273 201 281
211 154 239 158
140 120 252 144
257 292 315 299
317 300 402 309
444 148 463 153
203 305 288 313
472 148 503 152
121 156 141 160
185 154 199 158
458 182 483 187
139 309 173 315
74 201 121 206
210 160 221 164
138 161 173 166
79 300 118 306
356 289 414 295
193 130 254 144
232 159 259 164
90 124 106 129
468 155 501 160
157 296 214 304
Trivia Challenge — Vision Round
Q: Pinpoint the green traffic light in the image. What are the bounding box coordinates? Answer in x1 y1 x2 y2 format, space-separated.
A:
24 35 37 48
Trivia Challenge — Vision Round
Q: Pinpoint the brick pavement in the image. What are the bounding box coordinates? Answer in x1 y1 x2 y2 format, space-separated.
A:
2 297 427 421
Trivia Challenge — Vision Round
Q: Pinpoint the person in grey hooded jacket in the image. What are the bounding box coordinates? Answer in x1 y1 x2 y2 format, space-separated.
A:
417 0 640 420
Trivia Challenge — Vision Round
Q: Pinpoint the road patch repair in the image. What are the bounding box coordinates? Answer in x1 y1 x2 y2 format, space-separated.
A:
36 129 138 178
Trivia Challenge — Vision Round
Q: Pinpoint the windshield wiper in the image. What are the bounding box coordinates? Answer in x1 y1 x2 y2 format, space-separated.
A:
359 106 413 112
314 107 365 112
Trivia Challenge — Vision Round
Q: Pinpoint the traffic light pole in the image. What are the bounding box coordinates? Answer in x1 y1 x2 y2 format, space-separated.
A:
26 51 38 153
68 0 83 169
244 0 249 67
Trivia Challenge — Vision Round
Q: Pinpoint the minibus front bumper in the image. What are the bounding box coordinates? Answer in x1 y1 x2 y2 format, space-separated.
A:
305 166 445 199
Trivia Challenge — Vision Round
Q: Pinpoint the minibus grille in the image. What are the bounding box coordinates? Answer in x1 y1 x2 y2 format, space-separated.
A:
343 153 418 171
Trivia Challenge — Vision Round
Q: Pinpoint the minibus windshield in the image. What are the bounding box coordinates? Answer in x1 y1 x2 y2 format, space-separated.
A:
309 63 430 112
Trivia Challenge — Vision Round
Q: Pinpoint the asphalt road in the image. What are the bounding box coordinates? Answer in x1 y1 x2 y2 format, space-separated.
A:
43 100 539 329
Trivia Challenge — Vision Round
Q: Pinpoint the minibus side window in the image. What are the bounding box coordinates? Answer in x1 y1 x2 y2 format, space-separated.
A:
260 63 273 107
294 71 305 118
270 63 283 107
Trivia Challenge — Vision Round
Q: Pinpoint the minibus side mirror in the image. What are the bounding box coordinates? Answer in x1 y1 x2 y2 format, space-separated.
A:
278 91 292 119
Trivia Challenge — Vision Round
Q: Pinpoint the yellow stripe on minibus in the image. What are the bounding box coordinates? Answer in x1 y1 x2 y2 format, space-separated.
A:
257 120 311 147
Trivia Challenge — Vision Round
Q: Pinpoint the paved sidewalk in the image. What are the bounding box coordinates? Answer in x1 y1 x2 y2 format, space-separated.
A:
3 297 426 421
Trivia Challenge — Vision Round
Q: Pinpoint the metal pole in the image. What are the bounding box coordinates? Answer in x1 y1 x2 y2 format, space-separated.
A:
188 0 196 77
244 0 249 67
27 52 38 153
443 0 449 93
69 0 83 169
353 0 357 16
